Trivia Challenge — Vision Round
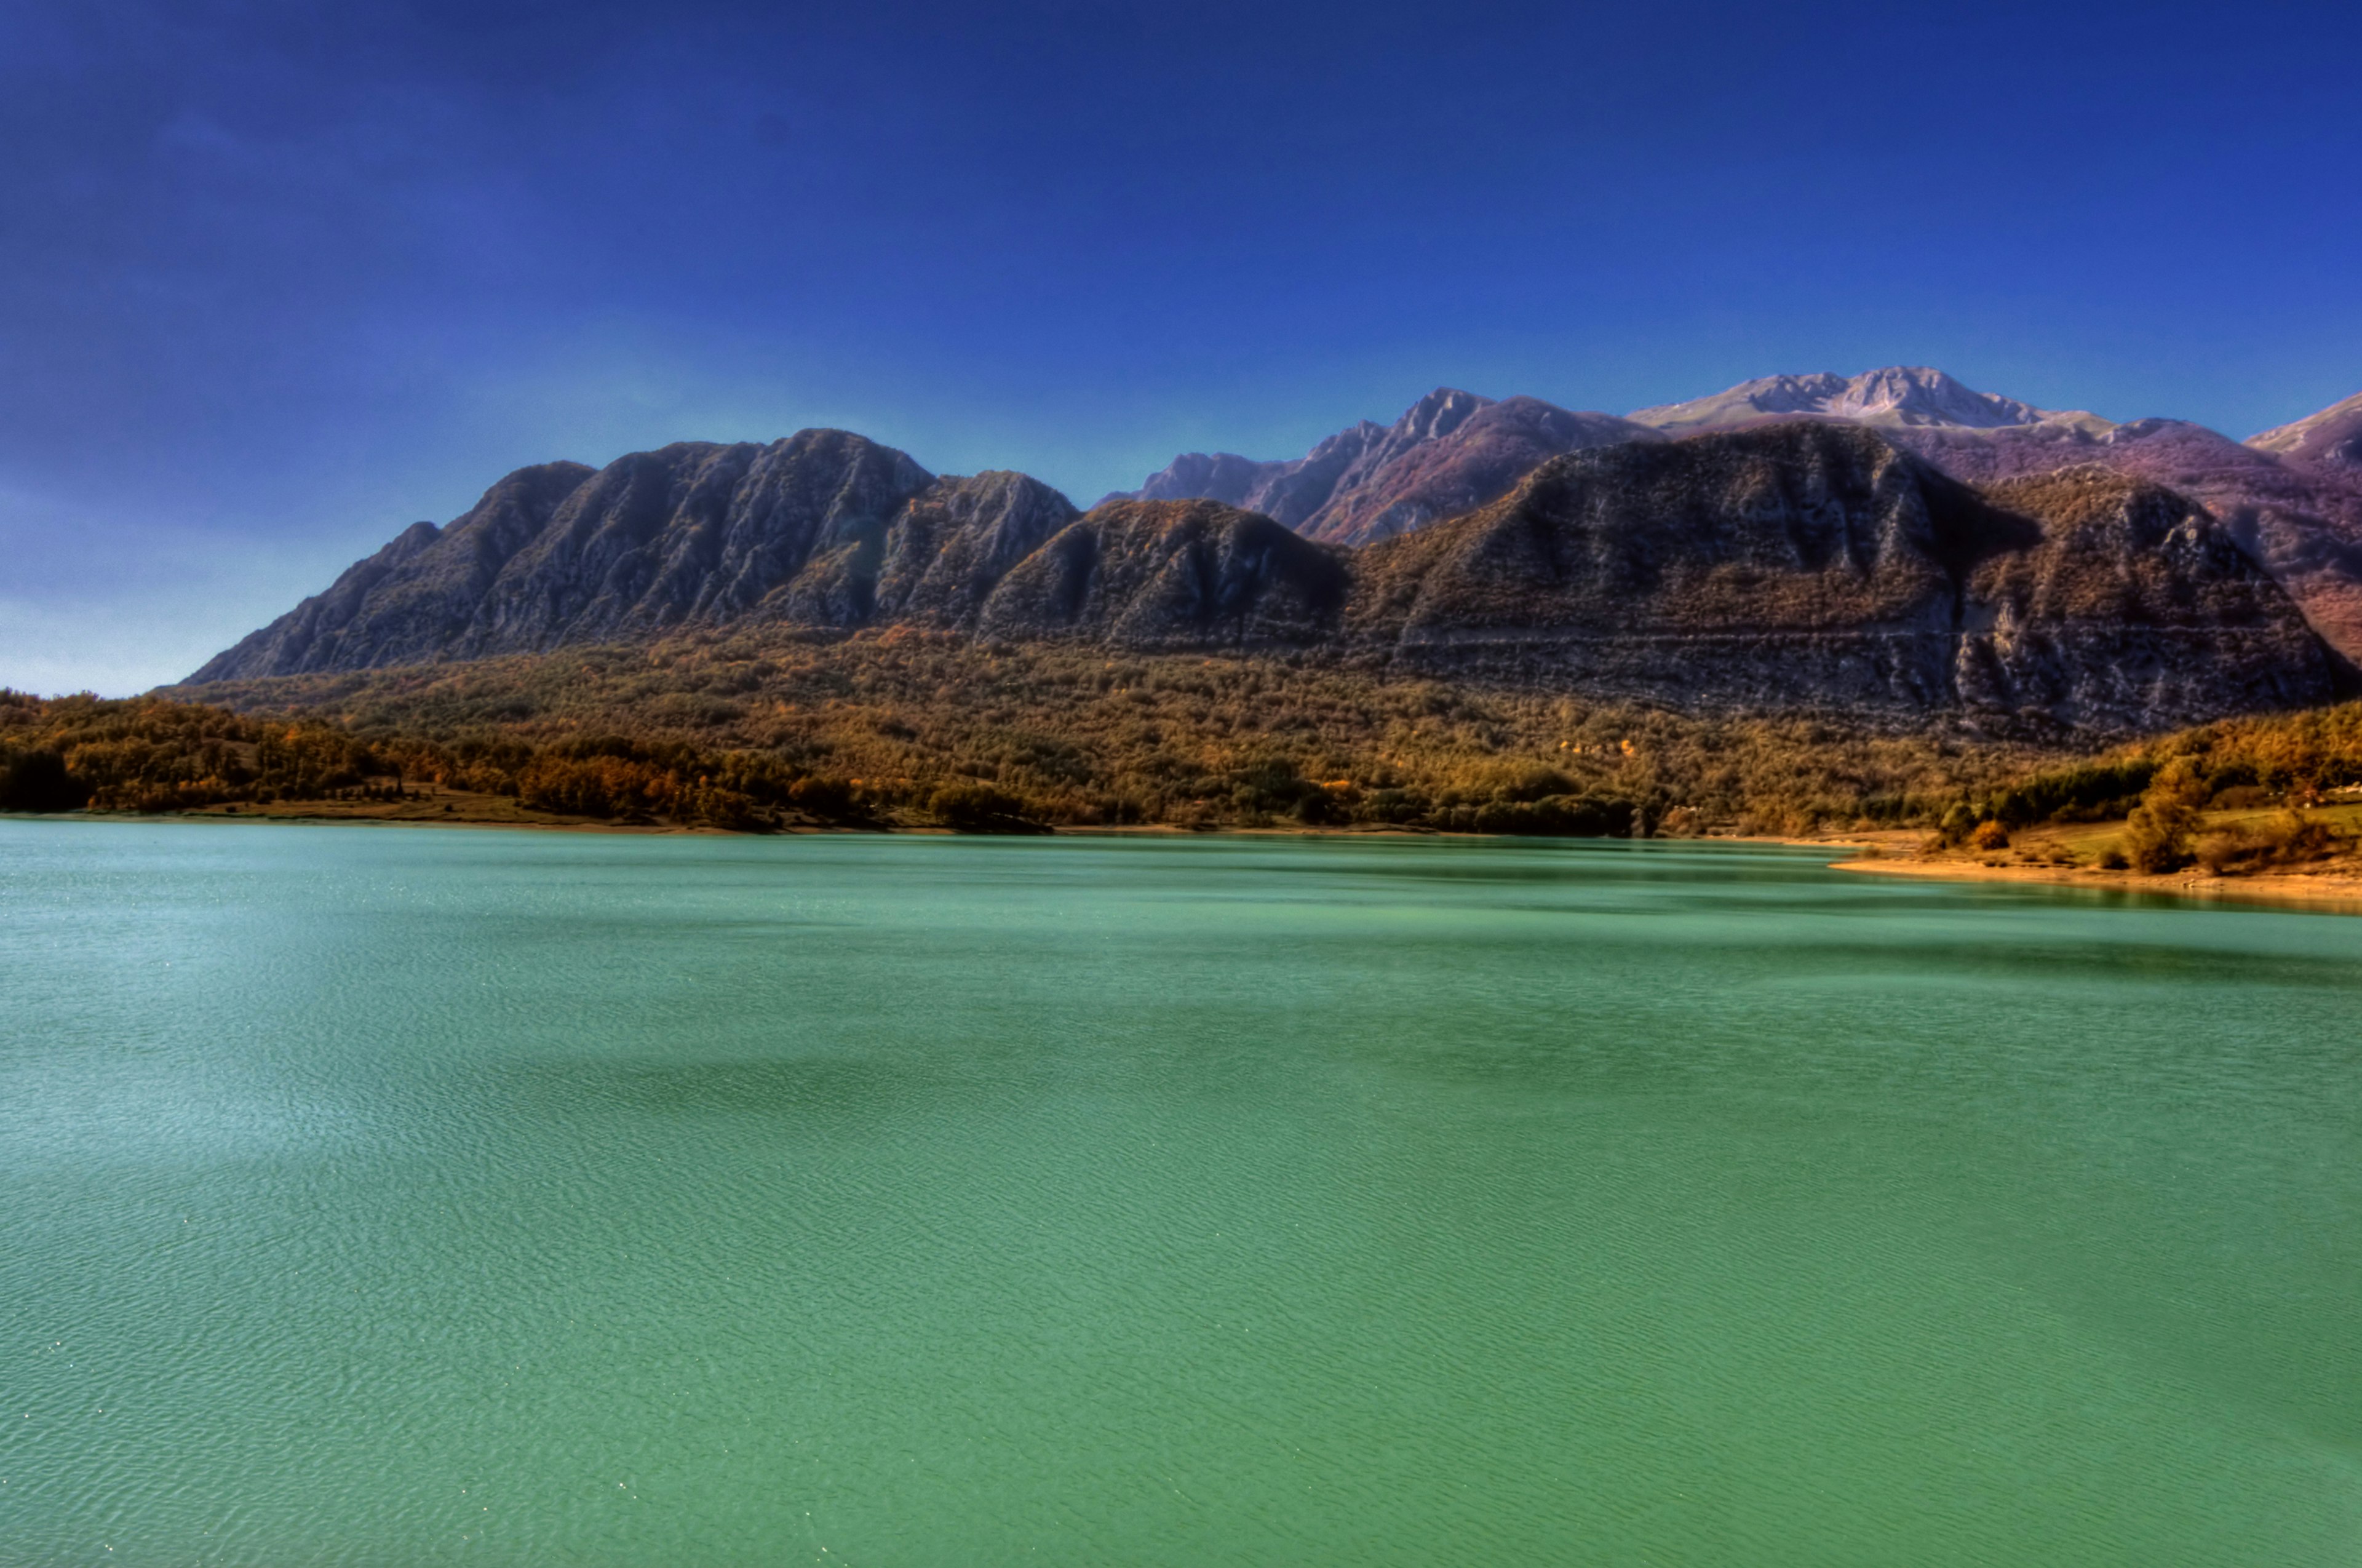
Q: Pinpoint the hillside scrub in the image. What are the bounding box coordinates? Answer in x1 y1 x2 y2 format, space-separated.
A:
0 690 873 830
1912 698 2362 873
158 632 2070 835
31 658 2362 846
28 647 2362 845
1952 700 2362 833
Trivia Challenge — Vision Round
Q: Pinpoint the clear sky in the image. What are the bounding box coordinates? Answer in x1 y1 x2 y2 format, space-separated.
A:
6 0 2360 694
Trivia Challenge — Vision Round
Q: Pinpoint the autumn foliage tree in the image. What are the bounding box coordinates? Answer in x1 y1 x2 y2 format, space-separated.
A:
2121 758 2209 873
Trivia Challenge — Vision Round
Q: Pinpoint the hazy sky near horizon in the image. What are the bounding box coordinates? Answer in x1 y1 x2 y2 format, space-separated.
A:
5 0 2361 694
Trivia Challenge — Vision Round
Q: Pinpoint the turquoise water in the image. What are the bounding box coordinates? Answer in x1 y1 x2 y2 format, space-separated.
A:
2 820 2360 1566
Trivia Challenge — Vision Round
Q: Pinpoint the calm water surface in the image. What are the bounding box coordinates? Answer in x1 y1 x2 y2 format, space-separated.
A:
2 819 2359 1565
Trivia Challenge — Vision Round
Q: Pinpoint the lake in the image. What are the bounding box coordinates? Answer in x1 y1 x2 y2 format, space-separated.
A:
3 819 2358 1564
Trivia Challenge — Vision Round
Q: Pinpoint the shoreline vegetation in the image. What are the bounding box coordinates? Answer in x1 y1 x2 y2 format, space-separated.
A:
7 635 2361 908
13 636 2077 837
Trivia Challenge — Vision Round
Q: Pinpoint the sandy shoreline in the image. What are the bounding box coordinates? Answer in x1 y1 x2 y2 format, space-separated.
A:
1833 851 2362 914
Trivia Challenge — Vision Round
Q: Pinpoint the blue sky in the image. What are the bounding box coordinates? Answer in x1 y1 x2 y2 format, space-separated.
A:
6 0 2360 693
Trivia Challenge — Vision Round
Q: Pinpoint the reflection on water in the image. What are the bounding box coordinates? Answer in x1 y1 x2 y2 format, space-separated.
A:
3 820 2360 1565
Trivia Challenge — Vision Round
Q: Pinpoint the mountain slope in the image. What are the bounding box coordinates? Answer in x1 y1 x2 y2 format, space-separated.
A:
816 469 1079 629
192 460 597 681
1123 423 1387 527
976 499 1347 647
2249 388 2362 471
1116 368 2109 550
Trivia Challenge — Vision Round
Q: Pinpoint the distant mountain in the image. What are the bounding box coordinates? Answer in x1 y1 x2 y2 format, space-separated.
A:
1626 366 2110 436
1116 389 1661 547
185 422 2336 734
2249 388 2362 471
1114 369 2106 550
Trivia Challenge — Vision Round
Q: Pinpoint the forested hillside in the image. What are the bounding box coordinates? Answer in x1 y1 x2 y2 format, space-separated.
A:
15 638 2059 835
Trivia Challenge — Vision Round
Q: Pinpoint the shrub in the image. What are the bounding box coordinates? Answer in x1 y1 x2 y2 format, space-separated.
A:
929 782 1047 834
1968 819 2010 851
786 776 856 818
1292 790 1339 826
1470 794 1636 837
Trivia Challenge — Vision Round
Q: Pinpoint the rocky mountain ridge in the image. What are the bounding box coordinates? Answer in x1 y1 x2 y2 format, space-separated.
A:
1115 369 2110 547
1113 370 2362 664
187 421 2339 734
193 436 1073 682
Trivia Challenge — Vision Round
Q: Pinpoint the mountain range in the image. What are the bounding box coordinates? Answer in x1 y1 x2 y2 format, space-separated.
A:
184 367 2362 736
1111 367 2362 659
1113 389 1660 545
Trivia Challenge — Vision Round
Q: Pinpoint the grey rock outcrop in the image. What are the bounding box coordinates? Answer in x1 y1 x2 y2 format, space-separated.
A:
1957 468 2331 727
873 471 1081 627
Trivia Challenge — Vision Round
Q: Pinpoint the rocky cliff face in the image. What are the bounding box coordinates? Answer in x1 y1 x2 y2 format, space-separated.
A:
1959 469 2334 728
870 471 1081 627
1116 388 1660 546
1342 424 2333 729
1882 419 2362 666
188 422 2338 735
